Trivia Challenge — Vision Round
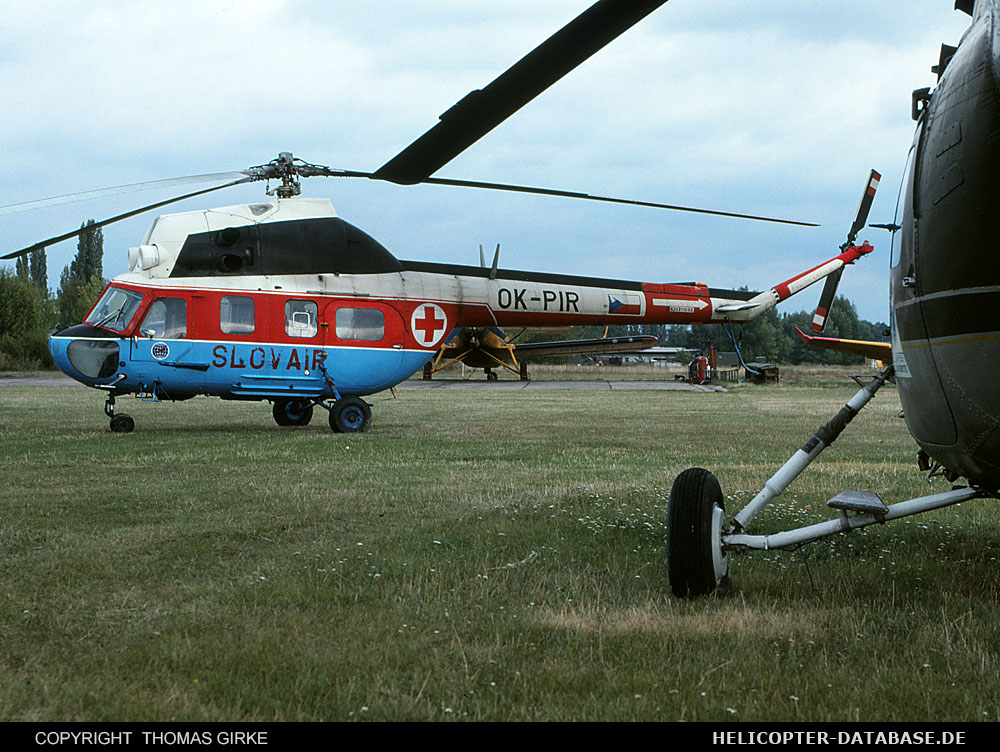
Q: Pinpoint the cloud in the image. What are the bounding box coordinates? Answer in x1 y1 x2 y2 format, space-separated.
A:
1 0 973 323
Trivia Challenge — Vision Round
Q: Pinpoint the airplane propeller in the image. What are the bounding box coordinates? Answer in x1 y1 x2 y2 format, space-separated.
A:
2 0 818 263
810 169 881 333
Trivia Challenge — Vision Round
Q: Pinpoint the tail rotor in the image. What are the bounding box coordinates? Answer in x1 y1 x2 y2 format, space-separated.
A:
812 170 881 332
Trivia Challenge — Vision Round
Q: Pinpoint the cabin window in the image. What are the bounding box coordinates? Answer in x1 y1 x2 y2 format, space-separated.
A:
335 307 385 341
220 295 255 334
285 299 318 338
139 297 188 339
85 286 145 332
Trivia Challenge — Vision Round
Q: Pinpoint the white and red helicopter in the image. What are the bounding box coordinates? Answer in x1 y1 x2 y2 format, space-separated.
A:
2 0 873 434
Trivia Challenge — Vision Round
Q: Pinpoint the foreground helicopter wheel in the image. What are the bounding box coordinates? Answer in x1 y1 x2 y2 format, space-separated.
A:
109 414 135 434
330 397 371 433
272 398 314 427
666 468 729 597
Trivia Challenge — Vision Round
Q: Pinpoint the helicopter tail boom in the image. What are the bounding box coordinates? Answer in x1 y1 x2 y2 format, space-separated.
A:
713 242 874 323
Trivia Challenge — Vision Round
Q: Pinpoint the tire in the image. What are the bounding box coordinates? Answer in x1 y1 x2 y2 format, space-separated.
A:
110 414 135 433
272 398 313 427
666 468 729 597
329 397 371 433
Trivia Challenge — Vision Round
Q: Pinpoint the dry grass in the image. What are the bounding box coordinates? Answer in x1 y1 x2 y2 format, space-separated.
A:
540 601 837 640
2 375 999 722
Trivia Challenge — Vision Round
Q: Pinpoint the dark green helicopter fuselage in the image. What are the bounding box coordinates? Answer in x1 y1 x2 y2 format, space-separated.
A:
892 0 1000 488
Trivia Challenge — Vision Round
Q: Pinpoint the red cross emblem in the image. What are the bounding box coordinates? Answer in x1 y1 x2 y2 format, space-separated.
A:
411 303 447 347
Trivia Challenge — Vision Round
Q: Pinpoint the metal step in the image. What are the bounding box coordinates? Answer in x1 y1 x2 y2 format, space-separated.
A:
827 490 888 514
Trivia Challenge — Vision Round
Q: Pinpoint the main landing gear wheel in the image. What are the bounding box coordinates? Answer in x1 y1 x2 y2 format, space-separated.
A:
329 397 371 433
109 414 135 433
666 468 729 597
272 398 314 427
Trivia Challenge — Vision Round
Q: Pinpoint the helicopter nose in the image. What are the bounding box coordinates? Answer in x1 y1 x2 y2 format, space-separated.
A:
49 324 122 383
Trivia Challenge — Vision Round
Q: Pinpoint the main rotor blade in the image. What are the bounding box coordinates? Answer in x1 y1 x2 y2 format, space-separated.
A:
1 177 252 260
373 0 669 185
0 172 251 217
410 174 818 227
319 166 816 226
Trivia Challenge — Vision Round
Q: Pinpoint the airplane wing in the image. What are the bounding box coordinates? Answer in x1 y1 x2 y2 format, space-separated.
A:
794 327 891 361
512 335 658 358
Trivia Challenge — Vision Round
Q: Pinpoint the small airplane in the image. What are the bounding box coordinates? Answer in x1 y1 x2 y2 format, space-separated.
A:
422 245 660 381
665 0 1000 597
423 325 659 382
2 0 874 436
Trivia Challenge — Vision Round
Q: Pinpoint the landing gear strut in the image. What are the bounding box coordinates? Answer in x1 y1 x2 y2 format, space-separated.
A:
314 364 372 433
104 393 134 433
665 367 985 597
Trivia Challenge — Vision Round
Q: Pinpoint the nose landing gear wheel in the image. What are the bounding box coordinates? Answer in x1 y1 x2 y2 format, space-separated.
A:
110 414 135 433
666 467 729 597
272 398 314 427
329 397 371 433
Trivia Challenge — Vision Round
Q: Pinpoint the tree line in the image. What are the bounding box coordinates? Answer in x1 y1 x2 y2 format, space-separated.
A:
521 294 888 367
0 221 104 370
669 294 887 366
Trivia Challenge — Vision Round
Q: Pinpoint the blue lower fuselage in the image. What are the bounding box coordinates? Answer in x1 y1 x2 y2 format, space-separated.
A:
50 332 433 400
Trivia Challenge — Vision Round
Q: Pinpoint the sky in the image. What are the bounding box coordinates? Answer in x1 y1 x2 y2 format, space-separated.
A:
0 0 975 324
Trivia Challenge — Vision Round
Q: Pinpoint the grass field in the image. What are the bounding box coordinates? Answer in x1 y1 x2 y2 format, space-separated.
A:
2 368 999 722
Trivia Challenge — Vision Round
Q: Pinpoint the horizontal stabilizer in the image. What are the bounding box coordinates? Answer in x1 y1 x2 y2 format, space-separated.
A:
794 327 891 361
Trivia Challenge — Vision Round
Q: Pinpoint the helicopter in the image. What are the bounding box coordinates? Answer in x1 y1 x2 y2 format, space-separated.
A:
665 0 1000 597
2 0 876 435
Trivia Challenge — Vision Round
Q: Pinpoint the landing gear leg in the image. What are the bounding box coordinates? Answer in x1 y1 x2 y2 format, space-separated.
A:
316 362 372 433
664 367 984 596
104 393 134 434
666 370 895 596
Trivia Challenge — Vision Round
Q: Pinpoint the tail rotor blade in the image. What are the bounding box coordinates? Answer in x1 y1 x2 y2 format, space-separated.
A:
846 169 881 246
812 268 843 332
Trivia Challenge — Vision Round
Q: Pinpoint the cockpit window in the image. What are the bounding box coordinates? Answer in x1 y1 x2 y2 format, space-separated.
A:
85 286 145 332
139 297 188 339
